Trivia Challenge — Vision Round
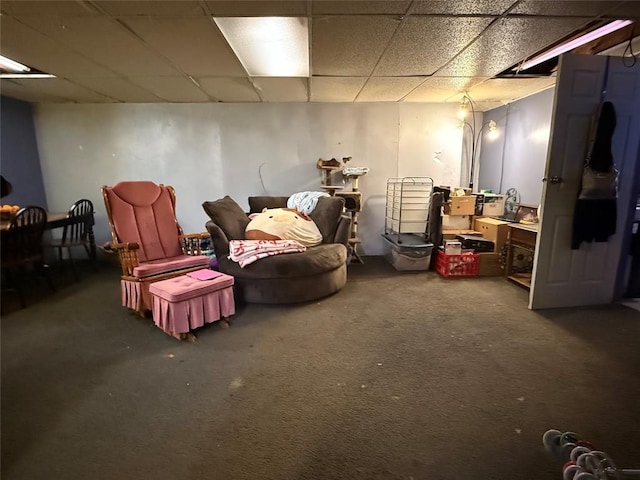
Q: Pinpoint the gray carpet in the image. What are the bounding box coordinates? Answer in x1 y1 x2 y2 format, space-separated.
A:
2 257 639 480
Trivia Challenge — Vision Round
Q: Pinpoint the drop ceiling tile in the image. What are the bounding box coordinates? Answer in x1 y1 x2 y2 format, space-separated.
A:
412 0 515 15
0 79 68 102
252 78 308 102
95 1 204 16
0 16 117 78
206 1 307 16
128 77 211 102
374 16 493 76
2 78 114 102
72 77 164 102
0 1 98 16
310 77 367 102
14 15 182 76
313 1 411 15
312 16 400 76
123 17 246 77
466 77 557 103
403 76 489 102
604 1 640 19
509 1 622 17
436 16 591 77
356 77 426 102
198 77 261 102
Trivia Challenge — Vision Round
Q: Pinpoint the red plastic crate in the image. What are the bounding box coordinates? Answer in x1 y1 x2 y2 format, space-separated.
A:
436 250 480 277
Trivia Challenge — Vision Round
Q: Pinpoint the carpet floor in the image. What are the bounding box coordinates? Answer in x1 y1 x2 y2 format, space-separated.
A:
1 257 639 480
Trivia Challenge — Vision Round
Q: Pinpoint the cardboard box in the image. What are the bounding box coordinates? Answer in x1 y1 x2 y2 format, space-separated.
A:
442 214 472 230
478 252 503 276
473 217 509 252
444 195 476 215
482 194 506 216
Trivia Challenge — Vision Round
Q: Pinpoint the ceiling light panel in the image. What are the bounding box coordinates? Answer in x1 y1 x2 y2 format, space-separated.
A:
374 16 493 76
0 54 30 72
214 17 309 77
313 16 399 76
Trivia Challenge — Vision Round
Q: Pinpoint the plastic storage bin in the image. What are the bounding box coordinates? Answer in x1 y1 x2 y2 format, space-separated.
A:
382 233 433 271
435 250 480 277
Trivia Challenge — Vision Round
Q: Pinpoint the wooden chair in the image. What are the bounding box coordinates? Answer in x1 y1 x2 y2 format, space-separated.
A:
102 181 211 316
45 198 97 280
1 206 55 307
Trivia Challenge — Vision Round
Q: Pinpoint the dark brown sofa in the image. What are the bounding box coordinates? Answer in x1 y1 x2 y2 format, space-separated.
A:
202 195 351 304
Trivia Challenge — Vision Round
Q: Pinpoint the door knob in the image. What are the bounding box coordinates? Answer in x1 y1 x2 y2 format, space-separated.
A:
542 176 562 184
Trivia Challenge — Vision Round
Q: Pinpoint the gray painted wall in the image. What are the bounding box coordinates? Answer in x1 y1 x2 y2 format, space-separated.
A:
32 102 463 255
477 87 555 206
0 96 47 209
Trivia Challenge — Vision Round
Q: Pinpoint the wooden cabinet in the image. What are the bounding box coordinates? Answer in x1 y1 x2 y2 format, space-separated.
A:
505 224 538 289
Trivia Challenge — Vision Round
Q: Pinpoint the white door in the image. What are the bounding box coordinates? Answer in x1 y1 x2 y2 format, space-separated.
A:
530 53 640 309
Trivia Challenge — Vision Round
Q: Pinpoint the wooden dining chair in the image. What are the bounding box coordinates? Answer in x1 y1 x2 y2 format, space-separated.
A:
45 199 97 280
1 206 55 307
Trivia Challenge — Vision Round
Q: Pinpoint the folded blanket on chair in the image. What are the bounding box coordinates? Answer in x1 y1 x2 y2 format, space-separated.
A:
287 191 329 215
229 239 306 268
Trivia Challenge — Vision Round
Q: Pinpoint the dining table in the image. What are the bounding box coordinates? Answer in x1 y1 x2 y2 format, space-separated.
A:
1 210 97 261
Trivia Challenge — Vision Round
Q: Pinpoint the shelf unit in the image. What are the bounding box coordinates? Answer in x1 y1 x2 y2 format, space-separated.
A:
505 223 538 289
384 177 434 240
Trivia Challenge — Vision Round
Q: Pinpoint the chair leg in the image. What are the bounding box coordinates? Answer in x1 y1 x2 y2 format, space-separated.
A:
68 247 79 281
37 262 56 293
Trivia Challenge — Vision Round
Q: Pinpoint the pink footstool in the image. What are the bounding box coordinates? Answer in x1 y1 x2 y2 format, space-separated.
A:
149 271 235 337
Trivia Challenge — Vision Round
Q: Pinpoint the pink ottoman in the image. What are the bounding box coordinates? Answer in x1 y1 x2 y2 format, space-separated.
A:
149 272 235 335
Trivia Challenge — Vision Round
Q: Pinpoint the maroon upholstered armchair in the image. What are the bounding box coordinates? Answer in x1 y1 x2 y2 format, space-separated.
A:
102 181 211 315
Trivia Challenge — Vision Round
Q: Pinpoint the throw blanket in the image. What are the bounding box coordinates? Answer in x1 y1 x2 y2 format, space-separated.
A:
287 191 329 215
229 239 306 268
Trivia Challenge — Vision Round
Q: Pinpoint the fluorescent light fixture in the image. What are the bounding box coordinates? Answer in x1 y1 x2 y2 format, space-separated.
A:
213 17 309 77
0 54 30 73
0 73 56 79
520 19 633 71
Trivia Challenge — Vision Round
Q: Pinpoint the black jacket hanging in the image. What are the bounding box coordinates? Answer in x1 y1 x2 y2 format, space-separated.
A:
571 100 618 249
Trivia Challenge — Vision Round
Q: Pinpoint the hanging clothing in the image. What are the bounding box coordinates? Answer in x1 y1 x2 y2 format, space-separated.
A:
571 101 618 249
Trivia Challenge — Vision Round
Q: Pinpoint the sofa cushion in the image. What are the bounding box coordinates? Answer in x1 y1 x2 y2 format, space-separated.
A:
133 255 211 278
309 196 345 243
218 243 347 279
248 196 289 213
202 195 249 240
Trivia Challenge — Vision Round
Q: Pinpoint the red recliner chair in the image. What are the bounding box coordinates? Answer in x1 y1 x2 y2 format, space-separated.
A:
102 181 211 316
